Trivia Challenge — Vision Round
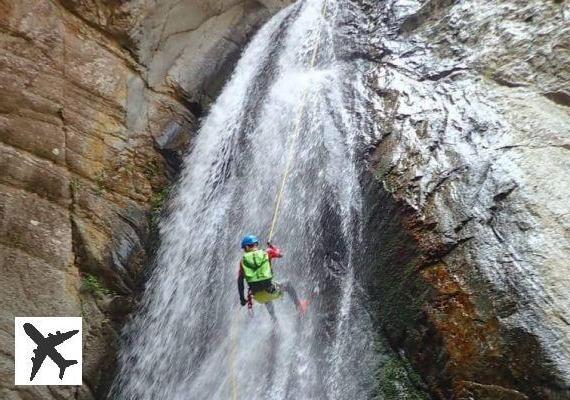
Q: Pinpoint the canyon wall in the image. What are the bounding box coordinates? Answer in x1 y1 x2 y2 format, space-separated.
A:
0 0 287 398
362 0 570 399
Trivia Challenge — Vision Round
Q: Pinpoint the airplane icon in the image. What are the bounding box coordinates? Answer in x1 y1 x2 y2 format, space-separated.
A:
23 322 79 381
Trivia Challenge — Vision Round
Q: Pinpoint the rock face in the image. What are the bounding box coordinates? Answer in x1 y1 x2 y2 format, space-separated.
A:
2 0 568 399
0 0 286 398
361 0 570 399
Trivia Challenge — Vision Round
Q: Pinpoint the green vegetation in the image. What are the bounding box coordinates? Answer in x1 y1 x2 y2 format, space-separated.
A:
143 159 160 179
148 185 172 255
70 177 83 195
94 172 107 195
82 273 114 296
373 355 429 400
370 332 429 400
150 186 172 226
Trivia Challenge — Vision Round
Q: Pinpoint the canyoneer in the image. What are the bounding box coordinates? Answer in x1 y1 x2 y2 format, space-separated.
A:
237 235 307 320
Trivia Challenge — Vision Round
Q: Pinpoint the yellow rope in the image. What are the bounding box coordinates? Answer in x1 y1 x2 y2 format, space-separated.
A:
231 2 329 399
268 0 329 242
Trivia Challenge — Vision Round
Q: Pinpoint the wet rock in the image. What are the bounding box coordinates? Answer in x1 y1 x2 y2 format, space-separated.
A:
456 381 529 400
362 0 570 399
153 119 194 179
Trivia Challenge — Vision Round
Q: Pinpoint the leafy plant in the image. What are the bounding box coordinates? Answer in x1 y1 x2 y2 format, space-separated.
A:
374 356 428 400
93 171 108 195
82 274 114 296
149 186 172 228
70 177 83 194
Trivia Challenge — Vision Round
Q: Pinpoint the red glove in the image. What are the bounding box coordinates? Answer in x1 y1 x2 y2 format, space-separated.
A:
266 243 282 259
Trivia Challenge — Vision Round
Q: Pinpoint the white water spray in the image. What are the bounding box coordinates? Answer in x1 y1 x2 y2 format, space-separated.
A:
112 1 379 398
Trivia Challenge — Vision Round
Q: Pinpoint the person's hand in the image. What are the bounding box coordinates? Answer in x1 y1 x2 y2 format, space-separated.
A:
267 243 282 258
240 297 247 306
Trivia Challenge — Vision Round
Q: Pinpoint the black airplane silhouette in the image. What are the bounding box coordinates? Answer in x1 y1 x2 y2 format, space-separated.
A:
23 322 79 381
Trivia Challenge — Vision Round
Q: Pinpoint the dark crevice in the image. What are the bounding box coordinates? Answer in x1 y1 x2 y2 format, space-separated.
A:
544 90 570 107
419 67 468 81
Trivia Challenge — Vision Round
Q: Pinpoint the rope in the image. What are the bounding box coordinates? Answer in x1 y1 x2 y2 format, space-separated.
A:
268 0 330 242
230 2 330 398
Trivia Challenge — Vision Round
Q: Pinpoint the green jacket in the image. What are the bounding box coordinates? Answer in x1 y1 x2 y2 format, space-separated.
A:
241 249 273 283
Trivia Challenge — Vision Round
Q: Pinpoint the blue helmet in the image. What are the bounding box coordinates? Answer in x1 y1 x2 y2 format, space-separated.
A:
241 234 259 249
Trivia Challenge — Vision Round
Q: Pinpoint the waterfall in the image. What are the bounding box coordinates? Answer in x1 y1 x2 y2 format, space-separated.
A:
112 0 381 398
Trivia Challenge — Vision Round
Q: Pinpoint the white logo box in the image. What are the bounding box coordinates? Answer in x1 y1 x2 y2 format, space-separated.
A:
15 317 82 386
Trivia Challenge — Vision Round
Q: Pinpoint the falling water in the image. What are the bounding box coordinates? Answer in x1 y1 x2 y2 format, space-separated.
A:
112 0 382 398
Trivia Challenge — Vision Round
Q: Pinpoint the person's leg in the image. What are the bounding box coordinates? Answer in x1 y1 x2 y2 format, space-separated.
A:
265 302 277 322
277 281 301 309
